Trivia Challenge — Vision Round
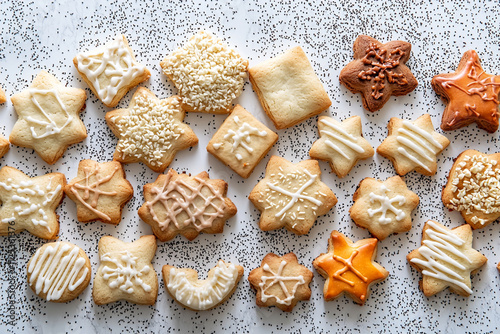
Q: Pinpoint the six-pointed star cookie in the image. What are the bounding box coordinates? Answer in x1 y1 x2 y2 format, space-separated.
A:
407 220 487 297
309 115 374 178
0 166 65 240
93 235 158 305
64 160 133 225
432 50 500 133
248 252 313 312
377 114 450 176
138 169 237 241
339 35 418 112
350 176 419 240
248 156 337 235
313 230 389 305
105 87 198 173
10 71 87 164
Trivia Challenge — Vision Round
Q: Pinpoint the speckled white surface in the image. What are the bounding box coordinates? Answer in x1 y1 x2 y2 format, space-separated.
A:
0 1 499 333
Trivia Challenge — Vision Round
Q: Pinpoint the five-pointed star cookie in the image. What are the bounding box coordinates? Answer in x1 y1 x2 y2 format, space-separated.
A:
93 235 158 305
248 156 337 235
64 160 133 225
339 35 418 112
10 71 87 164
0 86 6 104
248 252 313 312
407 220 487 297
138 169 237 242
309 115 374 178
0 166 65 239
432 50 500 133
313 231 389 305
350 176 419 240
377 113 450 176
105 87 198 173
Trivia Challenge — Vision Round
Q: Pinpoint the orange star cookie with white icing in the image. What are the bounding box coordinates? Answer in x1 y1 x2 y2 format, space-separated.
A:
377 114 450 176
138 169 237 242
407 220 487 297
313 231 389 305
249 156 337 235
105 87 198 173
64 160 133 225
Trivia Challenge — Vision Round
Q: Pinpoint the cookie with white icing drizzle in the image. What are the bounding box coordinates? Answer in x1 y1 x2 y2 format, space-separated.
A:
162 260 244 311
64 160 133 225
93 235 158 305
27 241 91 302
138 169 237 241
407 220 487 297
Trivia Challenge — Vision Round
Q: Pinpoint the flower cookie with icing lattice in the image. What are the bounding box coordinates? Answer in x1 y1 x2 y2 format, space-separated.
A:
248 252 313 312
93 235 158 305
138 169 237 242
10 71 87 164
249 156 337 235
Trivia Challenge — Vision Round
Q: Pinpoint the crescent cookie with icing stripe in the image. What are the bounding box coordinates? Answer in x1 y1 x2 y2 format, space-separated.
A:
27 241 91 302
407 220 487 297
248 253 313 312
249 156 337 235
93 235 158 305
64 160 133 225
10 70 87 164
162 260 244 311
377 113 450 176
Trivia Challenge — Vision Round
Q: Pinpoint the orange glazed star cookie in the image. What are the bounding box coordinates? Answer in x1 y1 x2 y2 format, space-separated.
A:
313 231 388 305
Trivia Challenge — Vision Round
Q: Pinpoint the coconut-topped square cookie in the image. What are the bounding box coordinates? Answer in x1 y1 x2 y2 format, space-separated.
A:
248 46 331 129
207 105 278 178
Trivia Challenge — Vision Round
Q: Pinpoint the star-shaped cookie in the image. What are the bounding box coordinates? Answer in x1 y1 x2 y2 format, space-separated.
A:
93 235 158 305
339 35 418 112
350 176 419 240
10 71 87 164
309 115 374 178
248 156 337 235
313 231 389 305
138 169 237 241
432 50 500 133
0 86 6 103
407 220 487 297
377 114 450 176
64 160 133 225
0 166 65 239
248 253 313 312
105 87 198 173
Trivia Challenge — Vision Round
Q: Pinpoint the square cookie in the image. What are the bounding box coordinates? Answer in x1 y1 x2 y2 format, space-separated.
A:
248 46 331 129
207 105 278 178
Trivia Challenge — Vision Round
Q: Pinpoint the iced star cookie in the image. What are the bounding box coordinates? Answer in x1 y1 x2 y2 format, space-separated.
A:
377 114 450 176
0 166 65 240
74 34 150 108
93 235 158 305
0 134 9 158
207 105 278 178
10 71 87 164
105 87 198 173
309 115 374 178
339 35 418 112
27 241 91 302
0 86 6 103
248 253 313 312
248 46 332 129
313 231 389 305
407 220 487 297
442 150 500 229
350 176 419 240
162 260 244 311
138 169 237 242
160 31 248 114
432 50 500 133
64 160 133 225
248 156 337 235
